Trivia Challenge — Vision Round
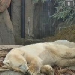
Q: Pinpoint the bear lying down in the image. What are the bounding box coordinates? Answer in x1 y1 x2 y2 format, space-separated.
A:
3 42 75 75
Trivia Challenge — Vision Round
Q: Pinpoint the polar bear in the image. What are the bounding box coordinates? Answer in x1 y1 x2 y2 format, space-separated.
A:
3 42 75 75
54 40 75 48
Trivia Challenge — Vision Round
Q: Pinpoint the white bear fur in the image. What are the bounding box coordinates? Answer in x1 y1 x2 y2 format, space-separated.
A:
3 42 75 75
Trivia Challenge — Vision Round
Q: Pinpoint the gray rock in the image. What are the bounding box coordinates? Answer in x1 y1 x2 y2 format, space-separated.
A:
0 70 24 75
0 0 11 12
0 45 22 50
0 9 15 44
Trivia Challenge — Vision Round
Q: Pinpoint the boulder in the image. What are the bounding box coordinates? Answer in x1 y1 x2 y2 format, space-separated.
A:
0 9 15 44
0 70 24 75
0 0 11 12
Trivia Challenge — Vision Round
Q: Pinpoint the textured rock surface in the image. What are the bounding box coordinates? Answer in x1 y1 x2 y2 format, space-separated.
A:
12 0 21 39
0 9 15 44
0 0 11 12
0 71 24 75
0 45 22 50
11 0 34 44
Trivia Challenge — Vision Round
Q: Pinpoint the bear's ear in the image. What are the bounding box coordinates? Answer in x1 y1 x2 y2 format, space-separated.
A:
18 65 22 68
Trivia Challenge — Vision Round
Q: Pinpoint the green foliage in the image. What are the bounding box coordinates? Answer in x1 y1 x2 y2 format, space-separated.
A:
32 0 47 3
53 0 75 24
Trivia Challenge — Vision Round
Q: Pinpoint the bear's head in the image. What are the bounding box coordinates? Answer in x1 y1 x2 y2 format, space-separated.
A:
3 53 29 74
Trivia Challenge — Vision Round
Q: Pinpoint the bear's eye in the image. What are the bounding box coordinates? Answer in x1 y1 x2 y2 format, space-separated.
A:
7 62 9 64
6 61 10 65
19 65 22 67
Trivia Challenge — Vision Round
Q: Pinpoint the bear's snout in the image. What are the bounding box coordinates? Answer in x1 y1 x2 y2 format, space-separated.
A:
25 70 31 75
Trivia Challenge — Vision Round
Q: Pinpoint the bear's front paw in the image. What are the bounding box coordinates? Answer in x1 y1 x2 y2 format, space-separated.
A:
40 65 54 75
27 69 40 75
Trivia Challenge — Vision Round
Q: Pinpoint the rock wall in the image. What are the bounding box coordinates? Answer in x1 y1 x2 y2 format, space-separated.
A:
25 0 34 38
11 0 34 44
0 9 15 44
0 0 11 12
0 71 24 75
11 0 21 44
